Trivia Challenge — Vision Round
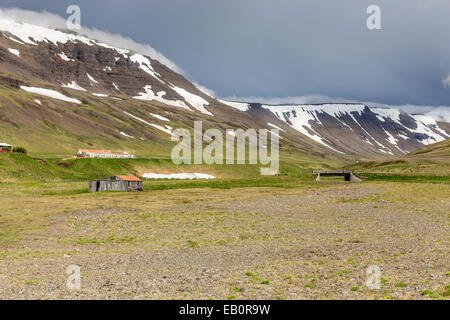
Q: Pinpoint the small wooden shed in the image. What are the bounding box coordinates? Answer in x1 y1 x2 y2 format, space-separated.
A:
89 175 143 192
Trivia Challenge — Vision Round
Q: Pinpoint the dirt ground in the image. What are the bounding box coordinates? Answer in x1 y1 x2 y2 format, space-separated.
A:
0 181 448 299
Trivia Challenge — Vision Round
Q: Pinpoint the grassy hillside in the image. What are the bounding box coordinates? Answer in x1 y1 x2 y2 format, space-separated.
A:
0 74 350 163
0 151 342 182
0 82 180 158
1 140 448 183
406 139 450 159
346 139 450 176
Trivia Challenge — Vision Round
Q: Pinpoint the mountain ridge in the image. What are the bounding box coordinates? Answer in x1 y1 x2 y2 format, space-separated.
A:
0 17 448 163
220 100 449 157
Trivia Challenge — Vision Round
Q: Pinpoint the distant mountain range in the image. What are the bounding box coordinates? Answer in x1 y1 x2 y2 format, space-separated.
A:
219 101 449 157
0 17 448 160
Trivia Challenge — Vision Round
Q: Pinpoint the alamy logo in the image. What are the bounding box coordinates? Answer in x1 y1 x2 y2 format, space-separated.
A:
171 121 279 175
365 265 381 290
66 5 81 30
66 264 81 290
367 5 381 30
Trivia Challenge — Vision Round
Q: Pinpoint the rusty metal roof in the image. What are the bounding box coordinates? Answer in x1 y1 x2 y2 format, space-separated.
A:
117 175 142 182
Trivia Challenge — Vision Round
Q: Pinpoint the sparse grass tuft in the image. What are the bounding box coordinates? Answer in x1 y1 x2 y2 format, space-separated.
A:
441 285 450 297
186 240 199 248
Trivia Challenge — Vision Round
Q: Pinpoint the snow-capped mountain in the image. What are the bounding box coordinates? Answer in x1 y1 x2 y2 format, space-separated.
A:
219 101 449 157
0 16 448 159
0 17 217 115
2 17 330 159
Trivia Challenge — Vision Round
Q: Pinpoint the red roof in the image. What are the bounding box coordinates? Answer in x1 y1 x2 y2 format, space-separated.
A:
117 175 142 182
79 149 112 154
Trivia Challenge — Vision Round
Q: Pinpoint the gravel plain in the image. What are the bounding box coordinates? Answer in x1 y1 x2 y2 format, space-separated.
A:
0 182 448 299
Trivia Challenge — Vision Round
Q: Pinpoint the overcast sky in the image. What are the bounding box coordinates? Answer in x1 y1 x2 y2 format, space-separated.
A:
1 0 450 109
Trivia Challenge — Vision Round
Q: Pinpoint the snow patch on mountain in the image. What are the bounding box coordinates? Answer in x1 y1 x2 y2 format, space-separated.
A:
133 85 191 110
4 34 24 45
372 107 402 123
409 114 448 144
62 81 86 91
123 111 173 136
267 123 286 132
344 110 386 148
383 130 406 153
218 99 250 112
384 130 398 146
170 84 213 116
58 52 73 62
7 48 20 57
0 18 90 46
0 7 182 73
123 111 151 125
263 104 345 153
120 131 134 138
261 103 448 155
261 128 283 140
86 73 99 84
129 53 161 81
369 108 448 145
0 17 141 65
21 86 81 104
150 113 170 122
149 123 174 136
378 148 394 155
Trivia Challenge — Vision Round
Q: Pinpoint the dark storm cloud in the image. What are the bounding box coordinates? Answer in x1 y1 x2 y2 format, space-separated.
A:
1 0 450 107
